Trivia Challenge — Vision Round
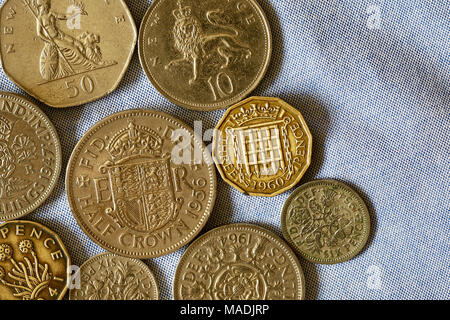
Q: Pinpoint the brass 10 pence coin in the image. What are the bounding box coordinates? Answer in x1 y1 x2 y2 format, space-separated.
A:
66 110 217 259
174 224 305 300
281 180 371 264
213 97 313 197
139 0 272 111
0 92 61 221
0 220 71 300
0 0 137 108
69 252 159 300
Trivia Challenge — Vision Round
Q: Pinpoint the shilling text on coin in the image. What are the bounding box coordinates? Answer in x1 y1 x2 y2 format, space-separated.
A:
69 252 159 300
174 223 305 300
213 96 313 197
281 180 371 264
0 0 137 108
0 220 71 300
0 92 61 221
66 110 217 259
139 0 272 111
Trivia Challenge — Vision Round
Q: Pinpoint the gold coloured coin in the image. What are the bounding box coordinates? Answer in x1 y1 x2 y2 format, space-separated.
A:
281 180 371 264
69 252 159 300
0 220 71 300
174 223 305 300
66 109 217 259
0 92 61 221
0 0 137 108
139 0 272 111
213 96 313 197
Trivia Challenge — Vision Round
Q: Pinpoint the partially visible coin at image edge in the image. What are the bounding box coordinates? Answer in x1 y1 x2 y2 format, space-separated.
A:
0 92 61 221
0 0 137 108
174 223 305 300
0 220 71 300
281 179 371 264
69 252 159 300
139 0 272 111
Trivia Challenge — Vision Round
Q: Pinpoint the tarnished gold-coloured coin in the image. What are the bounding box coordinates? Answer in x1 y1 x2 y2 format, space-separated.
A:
0 220 71 300
174 223 305 300
139 0 272 111
0 92 61 221
0 0 136 108
66 109 217 259
281 180 371 264
213 97 312 197
69 252 159 300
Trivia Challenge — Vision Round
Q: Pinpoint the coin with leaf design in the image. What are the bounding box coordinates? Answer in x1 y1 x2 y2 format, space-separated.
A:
174 223 305 300
0 220 71 300
0 92 61 221
281 180 371 264
69 253 159 300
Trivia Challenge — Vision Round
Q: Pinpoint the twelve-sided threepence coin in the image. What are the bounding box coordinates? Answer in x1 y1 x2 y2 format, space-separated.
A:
139 0 272 111
69 252 159 300
0 220 71 300
281 180 371 264
213 96 313 197
174 223 305 300
66 109 217 259
0 0 137 108
0 92 61 221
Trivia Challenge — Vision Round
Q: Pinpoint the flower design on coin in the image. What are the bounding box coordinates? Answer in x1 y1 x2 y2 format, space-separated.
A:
174 224 305 300
281 180 371 264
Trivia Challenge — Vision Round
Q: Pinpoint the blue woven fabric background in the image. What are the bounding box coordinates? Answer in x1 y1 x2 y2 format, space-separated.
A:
0 0 448 300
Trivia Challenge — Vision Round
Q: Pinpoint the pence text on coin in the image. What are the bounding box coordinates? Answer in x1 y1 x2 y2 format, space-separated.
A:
281 180 371 264
213 96 313 197
0 220 71 300
139 0 272 111
0 0 137 108
174 223 305 300
0 92 61 221
66 110 217 259
69 252 159 300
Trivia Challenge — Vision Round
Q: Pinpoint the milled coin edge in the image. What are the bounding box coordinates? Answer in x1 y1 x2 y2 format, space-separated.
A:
173 223 305 300
281 179 371 265
65 109 217 259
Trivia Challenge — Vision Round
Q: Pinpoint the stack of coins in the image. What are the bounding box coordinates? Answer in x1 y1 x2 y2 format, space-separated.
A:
0 0 373 301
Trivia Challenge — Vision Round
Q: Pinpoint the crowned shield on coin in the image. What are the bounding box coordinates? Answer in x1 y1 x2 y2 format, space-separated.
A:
101 122 177 233
66 110 216 259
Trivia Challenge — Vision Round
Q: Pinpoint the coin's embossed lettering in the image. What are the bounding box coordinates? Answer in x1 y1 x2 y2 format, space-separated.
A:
114 15 125 24
175 225 305 300
165 0 252 85
282 180 371 264
3 26 13 34
4 43 15 53
22 0 118 83
5 6 16 20
69 254 159 300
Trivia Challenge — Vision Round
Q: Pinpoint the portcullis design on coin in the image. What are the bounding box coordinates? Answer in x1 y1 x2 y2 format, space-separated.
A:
139 0 272 111
69 253 159 300
174 224 305 300
0 220 71 300
0 92 61 221
0 0 137 108
66 110 216 259
281 180 371 264
213 97 313 197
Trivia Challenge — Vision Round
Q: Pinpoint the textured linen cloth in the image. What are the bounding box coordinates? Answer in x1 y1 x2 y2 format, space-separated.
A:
0 0 448 300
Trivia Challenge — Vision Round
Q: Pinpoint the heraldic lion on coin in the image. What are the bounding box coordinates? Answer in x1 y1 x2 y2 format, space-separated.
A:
166 0 252 84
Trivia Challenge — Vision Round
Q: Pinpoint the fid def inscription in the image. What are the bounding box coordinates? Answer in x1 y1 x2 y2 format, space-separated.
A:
66 110 216 259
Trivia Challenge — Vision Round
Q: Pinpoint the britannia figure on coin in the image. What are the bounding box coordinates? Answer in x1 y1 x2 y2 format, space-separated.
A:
25 0 116 81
